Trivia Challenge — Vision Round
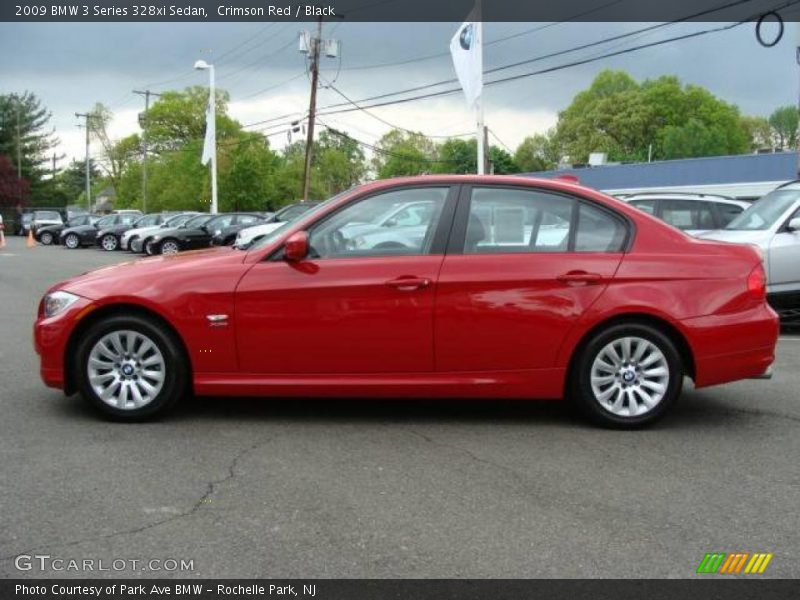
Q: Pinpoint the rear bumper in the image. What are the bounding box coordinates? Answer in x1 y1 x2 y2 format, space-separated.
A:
683 303 779 388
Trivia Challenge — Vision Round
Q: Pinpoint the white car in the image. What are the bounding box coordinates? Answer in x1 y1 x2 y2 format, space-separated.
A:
124 213 199 252
621 193 750 236
234 221 285 249
700 182 800 323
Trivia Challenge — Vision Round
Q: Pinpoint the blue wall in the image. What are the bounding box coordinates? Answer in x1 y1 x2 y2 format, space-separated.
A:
524 152 798 190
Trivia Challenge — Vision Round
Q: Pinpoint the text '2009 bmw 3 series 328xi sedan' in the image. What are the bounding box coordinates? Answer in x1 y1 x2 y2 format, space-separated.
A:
33 175 779 428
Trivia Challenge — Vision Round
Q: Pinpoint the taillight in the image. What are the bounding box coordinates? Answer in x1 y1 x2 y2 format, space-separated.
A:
747 263 766 300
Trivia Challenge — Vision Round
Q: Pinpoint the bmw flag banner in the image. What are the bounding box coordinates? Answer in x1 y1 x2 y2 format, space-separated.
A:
201 99 215 166
449 5 482 108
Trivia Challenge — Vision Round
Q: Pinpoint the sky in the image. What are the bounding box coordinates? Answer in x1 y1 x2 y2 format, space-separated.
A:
1 18 798 166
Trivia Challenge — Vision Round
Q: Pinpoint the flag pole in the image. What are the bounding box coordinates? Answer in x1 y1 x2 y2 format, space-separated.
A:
475 12 484 174
209 64 218 215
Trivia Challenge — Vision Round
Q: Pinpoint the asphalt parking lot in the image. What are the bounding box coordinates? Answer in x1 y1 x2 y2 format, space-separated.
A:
1 235 798 579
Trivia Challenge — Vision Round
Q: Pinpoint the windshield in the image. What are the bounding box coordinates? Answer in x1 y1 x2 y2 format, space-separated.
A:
96 216 115 228
244 194 345 251
164 213 195 227
182 215 211 228
35 211 61 221
725 188 800 231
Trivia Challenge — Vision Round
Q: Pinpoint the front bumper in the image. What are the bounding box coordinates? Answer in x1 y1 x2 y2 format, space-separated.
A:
33 296 95 391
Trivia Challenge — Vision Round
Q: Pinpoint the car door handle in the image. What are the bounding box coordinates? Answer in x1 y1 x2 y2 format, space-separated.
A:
385 276 432 291
557 271 604 285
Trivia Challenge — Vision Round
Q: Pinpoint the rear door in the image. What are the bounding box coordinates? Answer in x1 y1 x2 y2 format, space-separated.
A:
435 185 628 373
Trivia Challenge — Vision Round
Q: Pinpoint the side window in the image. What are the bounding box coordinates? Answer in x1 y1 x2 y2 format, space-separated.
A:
309 187 449 259
629 199 656 215
661 200 714 230
237 215 259 226
211 215 235 229
716 203 744 227
464 187 573 254
575 203 627 252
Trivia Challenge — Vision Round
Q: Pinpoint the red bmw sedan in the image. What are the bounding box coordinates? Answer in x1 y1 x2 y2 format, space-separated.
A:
34 176 778 427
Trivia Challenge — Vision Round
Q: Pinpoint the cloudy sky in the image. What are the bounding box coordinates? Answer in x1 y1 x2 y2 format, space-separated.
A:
1 17 798 166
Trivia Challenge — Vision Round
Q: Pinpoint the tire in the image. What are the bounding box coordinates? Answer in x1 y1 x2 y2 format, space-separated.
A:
74 314 188 420
144 239 155 255
159 239 180 255
40 231 54 245
64 233 80 249
100 234 118 251
570 323 683 429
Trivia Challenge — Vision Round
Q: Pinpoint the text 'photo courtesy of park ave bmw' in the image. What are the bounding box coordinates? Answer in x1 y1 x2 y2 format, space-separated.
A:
2 0 800 596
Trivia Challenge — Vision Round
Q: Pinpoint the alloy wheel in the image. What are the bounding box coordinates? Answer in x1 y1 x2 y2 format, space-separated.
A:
160 240 180 255
86 330 166 410
101 234 118 251
40 232 53 245
589 336 669 418
65 234 79 249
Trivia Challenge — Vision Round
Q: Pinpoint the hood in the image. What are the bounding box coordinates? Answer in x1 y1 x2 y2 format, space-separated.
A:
97 223 130 234
123 224 161 238
57 246 244 299
697 229 773 247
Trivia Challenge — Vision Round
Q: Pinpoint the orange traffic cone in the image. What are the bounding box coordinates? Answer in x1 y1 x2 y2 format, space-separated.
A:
26 229 36 248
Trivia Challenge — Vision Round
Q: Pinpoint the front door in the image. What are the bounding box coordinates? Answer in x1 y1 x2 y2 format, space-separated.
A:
435 185 628 373
235 186 457 374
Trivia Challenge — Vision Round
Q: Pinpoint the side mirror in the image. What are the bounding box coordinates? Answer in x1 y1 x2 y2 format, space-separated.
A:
284 231 309 262
788 217 800 232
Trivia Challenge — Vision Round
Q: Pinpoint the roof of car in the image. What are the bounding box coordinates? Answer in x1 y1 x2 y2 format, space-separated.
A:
621 193 749 207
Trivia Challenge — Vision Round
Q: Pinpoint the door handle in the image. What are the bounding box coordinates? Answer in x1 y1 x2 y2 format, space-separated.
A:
556 271 603 285
385 276 431 291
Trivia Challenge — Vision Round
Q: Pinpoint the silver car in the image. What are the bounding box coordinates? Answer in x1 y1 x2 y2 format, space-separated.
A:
700 182 800 323
622 193 750 236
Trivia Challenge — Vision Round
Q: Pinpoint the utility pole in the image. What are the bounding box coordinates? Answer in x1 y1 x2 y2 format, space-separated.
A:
133 90 161 213
298 19 339 201
75 112 93 210
302 18 323 202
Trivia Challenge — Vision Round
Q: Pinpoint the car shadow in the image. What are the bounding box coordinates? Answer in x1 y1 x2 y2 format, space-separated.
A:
49 384 758 431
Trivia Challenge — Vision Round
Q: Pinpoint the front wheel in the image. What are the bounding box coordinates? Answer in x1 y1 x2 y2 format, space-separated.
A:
100 234 118 251
570 323 683 428
159 239 180 255
40 231 54 245
74 314 188 420
64 233 80 249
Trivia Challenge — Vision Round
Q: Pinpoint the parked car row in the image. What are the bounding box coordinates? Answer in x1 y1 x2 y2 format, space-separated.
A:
51 204 324 256
620 188 800 324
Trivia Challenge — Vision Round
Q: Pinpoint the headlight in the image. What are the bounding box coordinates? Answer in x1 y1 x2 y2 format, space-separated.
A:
214 229 222 236
353 236 366 248
43 291 80 318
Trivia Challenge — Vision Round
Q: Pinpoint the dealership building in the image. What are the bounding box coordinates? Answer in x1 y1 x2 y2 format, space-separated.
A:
526 151 799 200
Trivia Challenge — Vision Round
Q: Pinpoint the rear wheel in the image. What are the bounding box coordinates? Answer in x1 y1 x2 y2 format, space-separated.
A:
100 234 118 251
144 239 155 255
40 231 54 245
74 314 188 420
570 323 683 428
64 233 80 249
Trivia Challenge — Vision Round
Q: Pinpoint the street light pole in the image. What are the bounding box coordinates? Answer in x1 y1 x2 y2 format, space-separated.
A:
75 112 93 210
133 90 161 213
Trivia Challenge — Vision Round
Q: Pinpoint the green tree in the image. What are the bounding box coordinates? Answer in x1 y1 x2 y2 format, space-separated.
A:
0 91 58 204
514 131 561 172
555 70 749 163
768 106 799 150
741 115 774 151
371 129 438 178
